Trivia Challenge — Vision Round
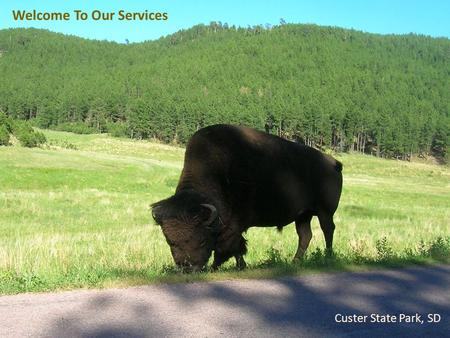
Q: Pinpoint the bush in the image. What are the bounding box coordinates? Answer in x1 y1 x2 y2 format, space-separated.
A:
0 111 12 132
46 138 78 150
106 122 129 138
15 130 46 148
0 125 10 146
375 236 394 261
11 119 32 134
12 120 47 148
427 236 450 259
54 122 98 134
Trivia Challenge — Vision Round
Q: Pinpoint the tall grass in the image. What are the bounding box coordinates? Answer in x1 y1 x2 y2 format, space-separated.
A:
0 130 448 294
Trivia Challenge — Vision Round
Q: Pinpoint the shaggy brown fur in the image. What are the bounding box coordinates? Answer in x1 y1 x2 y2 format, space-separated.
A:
152 124 342 271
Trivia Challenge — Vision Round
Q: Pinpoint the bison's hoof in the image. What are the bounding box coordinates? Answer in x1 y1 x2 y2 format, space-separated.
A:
210 265 219 272
236 262 246 270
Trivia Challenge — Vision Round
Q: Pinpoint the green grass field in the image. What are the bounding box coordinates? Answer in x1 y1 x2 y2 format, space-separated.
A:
0 130 449 294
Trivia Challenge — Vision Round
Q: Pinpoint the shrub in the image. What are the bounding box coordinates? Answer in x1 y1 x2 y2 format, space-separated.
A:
47 138 78 150
349 239 368 263
308 247 326 265
265 247 284 265
11 119 32 134
417 240 428 256
375 236 394 261
16 130 46 147
12 120 47 148
0 125 10 145
427 236 450 259
106 121 130 138
54 122 98 134
258 247 287 268
0 111 12 132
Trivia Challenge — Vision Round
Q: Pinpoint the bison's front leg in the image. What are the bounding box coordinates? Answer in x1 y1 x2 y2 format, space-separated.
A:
211 252 247 271
211 250 231 271
235 254 246 270
211 233 247 271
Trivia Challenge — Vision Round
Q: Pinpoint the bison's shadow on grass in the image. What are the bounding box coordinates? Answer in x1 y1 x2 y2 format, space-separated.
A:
45 265 450 337
342 204 410 221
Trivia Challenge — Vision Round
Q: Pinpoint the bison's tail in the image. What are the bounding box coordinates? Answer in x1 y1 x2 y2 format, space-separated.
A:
277 226 283 232
335 160 343 172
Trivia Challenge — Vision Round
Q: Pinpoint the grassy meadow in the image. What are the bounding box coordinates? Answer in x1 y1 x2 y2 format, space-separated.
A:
0 130 449 294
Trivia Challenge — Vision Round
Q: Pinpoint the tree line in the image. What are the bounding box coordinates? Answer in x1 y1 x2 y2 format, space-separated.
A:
0 23 448 161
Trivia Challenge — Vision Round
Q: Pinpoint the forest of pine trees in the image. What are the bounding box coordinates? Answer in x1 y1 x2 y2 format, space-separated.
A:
0 23 448 161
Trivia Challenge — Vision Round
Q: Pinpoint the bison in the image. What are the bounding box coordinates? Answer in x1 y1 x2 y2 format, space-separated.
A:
152 124 343 272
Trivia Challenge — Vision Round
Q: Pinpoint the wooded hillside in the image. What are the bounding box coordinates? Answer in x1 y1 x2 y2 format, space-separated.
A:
0 23 448 160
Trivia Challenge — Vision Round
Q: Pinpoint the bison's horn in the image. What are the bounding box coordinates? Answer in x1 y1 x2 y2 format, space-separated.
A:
151 205 163 226
200 204 218 226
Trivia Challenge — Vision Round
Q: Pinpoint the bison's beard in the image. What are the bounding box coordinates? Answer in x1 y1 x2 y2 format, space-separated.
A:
168 241 213 273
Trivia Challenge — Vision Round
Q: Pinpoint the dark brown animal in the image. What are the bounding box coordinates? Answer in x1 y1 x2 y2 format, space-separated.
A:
152 124 343 272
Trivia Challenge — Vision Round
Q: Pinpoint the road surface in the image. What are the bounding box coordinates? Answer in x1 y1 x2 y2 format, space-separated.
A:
1 264 449 337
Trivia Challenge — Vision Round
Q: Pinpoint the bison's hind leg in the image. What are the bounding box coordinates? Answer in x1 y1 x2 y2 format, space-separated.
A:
293 211 313 261
317 210 336 256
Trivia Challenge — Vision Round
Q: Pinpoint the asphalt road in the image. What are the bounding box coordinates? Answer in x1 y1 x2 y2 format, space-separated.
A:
1 264 449 337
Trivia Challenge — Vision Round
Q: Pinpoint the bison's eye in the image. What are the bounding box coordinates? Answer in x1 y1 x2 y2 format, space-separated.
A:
188 206 201 216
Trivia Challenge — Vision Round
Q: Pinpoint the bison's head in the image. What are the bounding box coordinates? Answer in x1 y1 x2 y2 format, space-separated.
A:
151 190 219 272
